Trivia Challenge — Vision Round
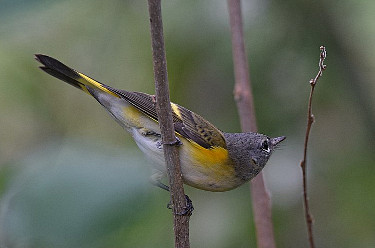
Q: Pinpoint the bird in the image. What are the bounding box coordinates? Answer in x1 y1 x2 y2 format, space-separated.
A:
35 54 285 195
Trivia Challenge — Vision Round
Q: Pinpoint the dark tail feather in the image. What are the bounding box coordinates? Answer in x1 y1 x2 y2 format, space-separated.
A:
35 54 84 90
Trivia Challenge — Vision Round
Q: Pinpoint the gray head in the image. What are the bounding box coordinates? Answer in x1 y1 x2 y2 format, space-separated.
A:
224 132 286 182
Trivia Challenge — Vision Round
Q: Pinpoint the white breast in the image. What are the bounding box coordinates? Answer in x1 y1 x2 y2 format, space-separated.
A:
130 128 167 173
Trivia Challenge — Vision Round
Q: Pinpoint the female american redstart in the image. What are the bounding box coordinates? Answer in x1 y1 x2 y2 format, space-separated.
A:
35 54 285 192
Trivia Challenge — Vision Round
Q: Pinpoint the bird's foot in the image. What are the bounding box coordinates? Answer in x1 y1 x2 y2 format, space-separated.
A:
167 194 194 216
163 137 182 146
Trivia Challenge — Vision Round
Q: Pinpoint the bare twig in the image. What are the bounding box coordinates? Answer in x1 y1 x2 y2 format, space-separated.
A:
227 1 276 248
147 1 190 247
300 46 327 248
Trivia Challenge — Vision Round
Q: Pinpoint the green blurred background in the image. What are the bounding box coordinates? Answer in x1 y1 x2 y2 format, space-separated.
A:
0 0 374 247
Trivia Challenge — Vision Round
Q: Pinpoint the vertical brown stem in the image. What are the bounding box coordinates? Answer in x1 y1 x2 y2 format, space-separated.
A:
147 1 190 247
300 46 327 248
227 1 276 248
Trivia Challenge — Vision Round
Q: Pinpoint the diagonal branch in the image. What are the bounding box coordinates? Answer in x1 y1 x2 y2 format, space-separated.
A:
147 1 190 247
300 46 327 248
227 1 276 248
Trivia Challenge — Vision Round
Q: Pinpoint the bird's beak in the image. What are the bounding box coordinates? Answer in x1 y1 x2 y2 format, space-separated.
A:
271 136 286 146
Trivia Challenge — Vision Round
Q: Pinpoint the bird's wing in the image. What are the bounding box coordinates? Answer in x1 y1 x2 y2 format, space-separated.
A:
109 89 227 149
35 54 226 149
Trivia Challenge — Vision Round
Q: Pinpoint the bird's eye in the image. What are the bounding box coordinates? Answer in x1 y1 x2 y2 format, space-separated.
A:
261 139 270 153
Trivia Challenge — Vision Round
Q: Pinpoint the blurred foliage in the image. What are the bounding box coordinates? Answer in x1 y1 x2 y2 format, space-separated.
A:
0 0 374 247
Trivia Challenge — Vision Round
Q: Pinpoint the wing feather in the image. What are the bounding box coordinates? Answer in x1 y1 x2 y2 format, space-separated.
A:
105 88 226 149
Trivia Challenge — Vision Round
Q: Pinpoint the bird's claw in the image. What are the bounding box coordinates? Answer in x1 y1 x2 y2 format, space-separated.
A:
163 137 182 146
167 194 194 216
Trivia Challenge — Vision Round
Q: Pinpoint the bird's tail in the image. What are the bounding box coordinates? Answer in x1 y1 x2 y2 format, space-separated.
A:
35 54 119 98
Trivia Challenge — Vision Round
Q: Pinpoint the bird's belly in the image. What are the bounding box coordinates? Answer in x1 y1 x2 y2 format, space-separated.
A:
131 129 244 192
131 127 166 172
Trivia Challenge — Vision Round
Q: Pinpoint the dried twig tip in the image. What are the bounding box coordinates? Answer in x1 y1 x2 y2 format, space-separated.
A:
319 46 327 71
310 46 327 86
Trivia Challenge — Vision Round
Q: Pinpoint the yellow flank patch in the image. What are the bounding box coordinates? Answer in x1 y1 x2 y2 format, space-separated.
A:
186 140 235 179
78 72 119 98
171 103 182 118
122 105 143 127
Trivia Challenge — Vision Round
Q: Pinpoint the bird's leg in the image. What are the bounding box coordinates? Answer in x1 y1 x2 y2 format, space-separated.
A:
150 171 170 191
139 128 161 137
163 136 182 146
150 171 194 216
139 127 182 146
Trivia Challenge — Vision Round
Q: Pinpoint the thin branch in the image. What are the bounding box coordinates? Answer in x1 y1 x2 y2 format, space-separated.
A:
300 46 327 248
147 1 190 247
227 1 276 248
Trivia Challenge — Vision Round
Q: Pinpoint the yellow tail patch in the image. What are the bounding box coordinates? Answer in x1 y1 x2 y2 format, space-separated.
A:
78 72 120 98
